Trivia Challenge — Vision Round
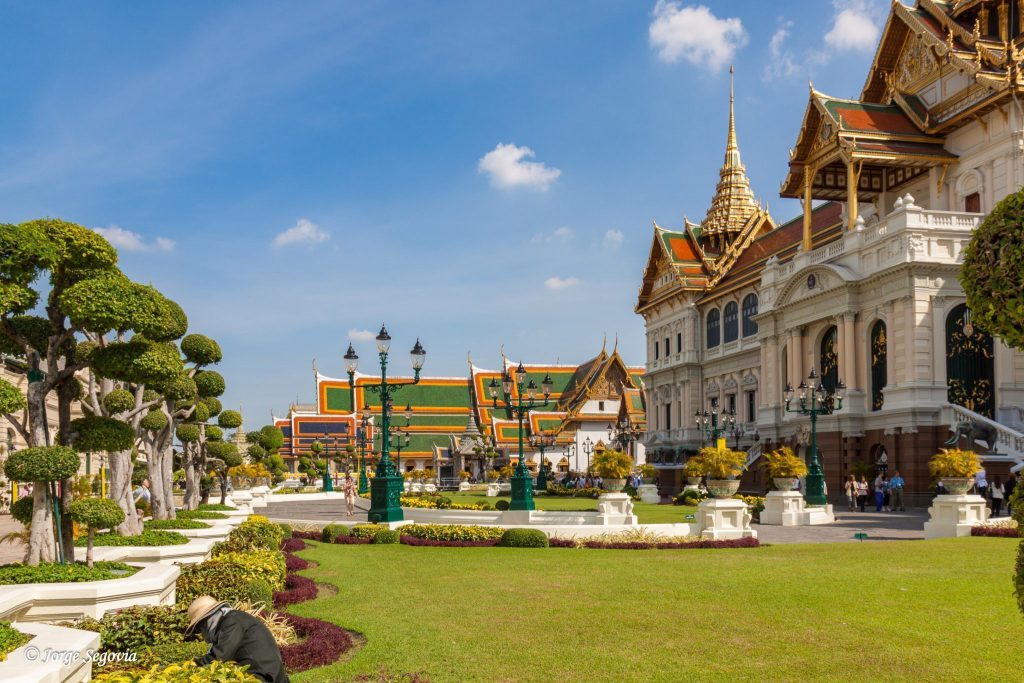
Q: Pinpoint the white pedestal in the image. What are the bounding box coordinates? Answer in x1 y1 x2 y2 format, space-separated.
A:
923 494 989 539
486 484 500 497
498 482 512 494
638 484 661 504
459 482 471 491
410 483 423 493
249 486 269 508
423 483 437 493
760 491 835 526
404 482 411 492
697 498 757 540
230 490 254 515
595 492 638 525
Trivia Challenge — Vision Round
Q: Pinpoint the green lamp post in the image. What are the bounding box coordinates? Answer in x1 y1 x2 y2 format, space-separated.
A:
783 370 846 506
348 325 426 523
311 439 332 492
488 362 554 511
356 412 371 495
528 431 556 492
694 406 736 447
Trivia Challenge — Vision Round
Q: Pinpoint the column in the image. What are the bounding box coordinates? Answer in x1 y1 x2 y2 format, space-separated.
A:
843 312 857 389
803 165 815 251
903 296 916 384
790 328 804 385
835 315 847 388
846 158 859 231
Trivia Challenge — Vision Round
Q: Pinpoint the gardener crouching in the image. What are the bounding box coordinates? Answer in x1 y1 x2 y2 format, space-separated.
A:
186 595 290 683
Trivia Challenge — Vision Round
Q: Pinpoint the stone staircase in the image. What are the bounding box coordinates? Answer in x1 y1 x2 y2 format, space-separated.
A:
939 403 1024 472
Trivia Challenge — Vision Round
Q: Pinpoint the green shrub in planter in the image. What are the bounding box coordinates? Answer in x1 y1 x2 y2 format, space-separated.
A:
77 605 191 652
76 530 188 547
243 578 274 607
277 523 292 538
0 621 30 661
91 660 257 682
144 519 211 531
198 503 236 512
350 524 386 539
495 499 510 511
139 640 209 667
214 517 283 553
69 498 126 568
499 528 549 548
321 524 349 542
401 524 505 542
176 510 228 520
0 561 137 585
373 529 400 544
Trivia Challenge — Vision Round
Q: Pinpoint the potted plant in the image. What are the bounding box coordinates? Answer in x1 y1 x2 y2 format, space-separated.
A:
638 463 657 484
592 449 632 491
682 458 703 486
688 446 746 498
760 446 808 491
928 448 981 495
458 470 471 481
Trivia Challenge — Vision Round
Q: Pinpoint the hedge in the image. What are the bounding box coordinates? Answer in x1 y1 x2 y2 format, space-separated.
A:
499 528 549 548
75 530 189 547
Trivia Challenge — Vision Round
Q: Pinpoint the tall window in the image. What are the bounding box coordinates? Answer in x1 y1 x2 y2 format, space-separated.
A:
964 192 981 213
870 320 887 411
665 337 670 358
723 302 739 343
741 294 759 337
654 340 659 360
664 404 671 430
946 304 994 417
676 332 682 354
727 393 736 415
706 310 720 348
820 326 839 411
745 390 756 423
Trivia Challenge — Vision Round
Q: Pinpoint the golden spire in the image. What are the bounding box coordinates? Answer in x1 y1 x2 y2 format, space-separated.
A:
702 65 759 254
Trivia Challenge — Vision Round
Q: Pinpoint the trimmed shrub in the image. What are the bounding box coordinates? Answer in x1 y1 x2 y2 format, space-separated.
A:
3 445 80 482
138 640 209 667
243 578 274 607
400 536 499 547
332 536 371 545
350 524 386 539
280 537 307 553
176 551 285 605
277 523 293 538
215 517 284 553
91 660 259 682
321 524 349 543
0 621 30 661
286 553 310 572
10 497 33 526
494 499 510 511
273 573 318 608
279 613 353 672
176 509 227 520
144 519 211 530
0 561 137 585
373 529 400 544
75 530 188 547
400 524 505 542
499 528 549 548
77 605 191 652
198 503 236 511
207 550 286 589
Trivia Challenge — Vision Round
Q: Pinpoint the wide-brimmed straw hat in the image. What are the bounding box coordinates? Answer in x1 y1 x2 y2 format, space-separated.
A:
185 595 229 634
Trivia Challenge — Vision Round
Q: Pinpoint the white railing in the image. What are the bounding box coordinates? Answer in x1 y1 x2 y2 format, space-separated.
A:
940 403 1024 462
809 239 845 265
745 441 763 468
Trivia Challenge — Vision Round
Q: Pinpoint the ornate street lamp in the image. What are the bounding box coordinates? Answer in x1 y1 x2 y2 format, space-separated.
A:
528 430 557 491
783 369 846 506
562 442 577 474
356 415 371 494
582 436 594 474
607 416 643 454
694 406 735 446
489 363 553 510
347 325 426 522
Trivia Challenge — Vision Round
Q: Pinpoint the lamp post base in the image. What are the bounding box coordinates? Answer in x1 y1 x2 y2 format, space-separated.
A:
510 471 535 511
804 472 827 507
368 474 404 523
535 469 548 492
357 470 369 495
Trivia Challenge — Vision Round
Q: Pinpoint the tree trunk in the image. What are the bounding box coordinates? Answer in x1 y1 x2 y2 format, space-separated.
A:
219 475 227 506
162 442 175 517
85 528 94 569
108 449 142 536
144 435 169 520
26 483 55 565
56 376 77 562
183 444 199 510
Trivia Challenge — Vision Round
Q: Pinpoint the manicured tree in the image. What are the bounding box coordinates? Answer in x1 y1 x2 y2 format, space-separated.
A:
0 220 121 563
206 441 242 506
68 498 124 568
66 415 136 534
2 446 80 565
247 425 287 483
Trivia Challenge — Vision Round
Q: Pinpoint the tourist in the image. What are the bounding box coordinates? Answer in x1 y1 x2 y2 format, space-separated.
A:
975 466 988 499
990 475 1004 517
186 595 289 683
342 473 356 517
133 478 151 516
873 475 886 512
1006 473 1017 515
881 475 891 512
594 475 603 489
844 475 857 512
889 470 906 512
856 476 869 512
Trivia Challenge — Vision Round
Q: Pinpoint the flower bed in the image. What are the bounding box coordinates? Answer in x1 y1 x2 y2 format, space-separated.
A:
577 537 760 550
286 553 310 572
0 561 139 585
400 524 505 542
175 510 229 520
400 495 489 511
76 530 189 547
972 519 1020 537
332 535 372 545
0 621 30 660
273 572 318 608
292 530 321 541
281 538 308 553
544 485 602 498
144 519 212 530
198 503 236 512
279 613 353 672
399 536 500 547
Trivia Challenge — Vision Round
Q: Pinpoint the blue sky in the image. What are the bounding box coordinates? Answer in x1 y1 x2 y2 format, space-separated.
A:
0 1 889 426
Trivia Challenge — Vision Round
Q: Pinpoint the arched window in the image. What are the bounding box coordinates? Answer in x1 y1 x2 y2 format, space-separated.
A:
741 294 758 337
870 320 887 411
723 302 739 343
946 303 994 417
706 309 720 349
820 326 838 412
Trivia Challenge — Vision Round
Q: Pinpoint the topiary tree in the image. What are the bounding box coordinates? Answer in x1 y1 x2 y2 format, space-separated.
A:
68 498 125 568
205 441 242 506
2 446 81 564
962 187 1024 350
246 425 287 483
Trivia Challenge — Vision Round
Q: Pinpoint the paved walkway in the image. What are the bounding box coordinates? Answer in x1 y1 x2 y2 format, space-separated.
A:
264 500 934 544
0 513 26 563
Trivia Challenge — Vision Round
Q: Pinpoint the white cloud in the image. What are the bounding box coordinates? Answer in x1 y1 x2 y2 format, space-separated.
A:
94 225 176 252
272 218 329 248
347 328 375 342
478 143 561 191
531 226 573 244
544 276 579 291
648 2 746 71
763 21 798 82
824 1 880 52
603 229 624 249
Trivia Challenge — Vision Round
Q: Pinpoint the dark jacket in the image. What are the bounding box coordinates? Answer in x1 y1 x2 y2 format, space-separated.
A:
195 609 289 683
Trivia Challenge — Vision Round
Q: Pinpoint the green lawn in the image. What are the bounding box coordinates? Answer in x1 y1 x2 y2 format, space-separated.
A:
289 538 1023 682
440 491 698 524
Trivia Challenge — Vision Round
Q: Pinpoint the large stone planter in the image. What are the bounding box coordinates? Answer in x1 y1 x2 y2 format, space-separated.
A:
760 491 834 526
707 479 740 499
0 622 99 682
250 485 270 508
637 484 661 504
941 478 972 495
602 478 626 492
923 494 989 538
696 498 756 540
772 477 799 491
686 476 702 486
486 483 500 497
595 492 637 525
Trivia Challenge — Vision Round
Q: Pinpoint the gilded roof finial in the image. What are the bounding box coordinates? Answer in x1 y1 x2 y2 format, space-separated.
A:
726 65 738 166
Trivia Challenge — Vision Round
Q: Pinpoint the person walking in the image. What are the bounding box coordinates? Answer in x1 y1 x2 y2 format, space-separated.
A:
889 470 906 512
990 475 1005 517
975 467 988 499
873 475 885 512
1006 473 1017 516
844 474 857 512
881 475 891 512
856 476 869 512
186 596 289 682
342 473 357 517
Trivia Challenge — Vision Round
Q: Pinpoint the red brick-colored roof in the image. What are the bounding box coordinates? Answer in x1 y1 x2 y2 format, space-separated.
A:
667 235 700 261
827 101 921 135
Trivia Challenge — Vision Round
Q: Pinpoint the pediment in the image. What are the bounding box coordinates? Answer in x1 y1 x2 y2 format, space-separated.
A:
775 263 857 308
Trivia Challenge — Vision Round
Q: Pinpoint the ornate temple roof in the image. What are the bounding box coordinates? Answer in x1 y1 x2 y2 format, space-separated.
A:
701 67 760 254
